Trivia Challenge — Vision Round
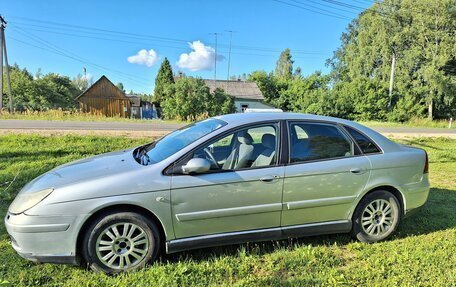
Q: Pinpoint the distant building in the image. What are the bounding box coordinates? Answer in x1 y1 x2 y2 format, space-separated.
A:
126 94 156 119
203 79 274 112
76 75 156 119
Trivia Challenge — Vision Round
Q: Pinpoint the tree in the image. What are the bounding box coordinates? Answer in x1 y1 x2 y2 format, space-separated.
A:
275 48 294 79
328 0 456 120
116 82 125 92
161 77 235 121
248 71 278 105
294 67 302 78
72 73 89 91
33 73 79 110
207 88 236 116
4 64 79 111
3 64 34 110
154 58 174 105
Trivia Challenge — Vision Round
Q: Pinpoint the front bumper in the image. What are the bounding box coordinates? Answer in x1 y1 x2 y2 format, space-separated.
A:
5 212 85 265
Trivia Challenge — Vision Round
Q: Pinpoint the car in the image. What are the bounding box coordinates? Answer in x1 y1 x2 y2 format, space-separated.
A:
5 112 430 273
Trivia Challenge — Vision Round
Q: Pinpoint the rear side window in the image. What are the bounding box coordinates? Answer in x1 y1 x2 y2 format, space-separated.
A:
344 126 380 154
289 122 354 163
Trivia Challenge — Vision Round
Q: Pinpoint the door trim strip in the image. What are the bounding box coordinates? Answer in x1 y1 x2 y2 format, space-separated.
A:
286 195 357 210
175 203 283 222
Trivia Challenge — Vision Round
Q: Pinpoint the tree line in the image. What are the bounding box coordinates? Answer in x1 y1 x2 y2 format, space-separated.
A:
3 0 455 121
151 0 456 121
2 64 83 111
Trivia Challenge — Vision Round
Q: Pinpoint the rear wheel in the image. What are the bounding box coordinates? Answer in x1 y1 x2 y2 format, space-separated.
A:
82 212 161 273
351 190 401 243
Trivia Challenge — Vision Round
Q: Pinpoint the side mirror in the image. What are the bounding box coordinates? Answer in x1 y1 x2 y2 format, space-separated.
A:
182 158 211 174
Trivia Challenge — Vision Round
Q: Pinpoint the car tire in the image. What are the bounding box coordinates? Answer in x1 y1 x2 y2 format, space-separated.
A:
81 211 161 273
351 190 401 243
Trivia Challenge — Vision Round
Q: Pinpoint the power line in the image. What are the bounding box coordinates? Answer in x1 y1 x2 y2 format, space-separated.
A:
289 0 358 18
9 16 188 44
10 36 151 89
10 28 151 87
271 0 352 20
7 15 332 55
320 0 367 12
296 0 360 15
9 23 186 51
10 23 330 60
13 27 152 85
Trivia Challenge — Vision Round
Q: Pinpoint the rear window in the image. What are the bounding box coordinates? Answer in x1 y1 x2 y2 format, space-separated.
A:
289 122 353 163
344 126 380 154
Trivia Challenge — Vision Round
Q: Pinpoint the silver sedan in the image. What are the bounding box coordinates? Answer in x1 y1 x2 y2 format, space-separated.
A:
5 113 430 273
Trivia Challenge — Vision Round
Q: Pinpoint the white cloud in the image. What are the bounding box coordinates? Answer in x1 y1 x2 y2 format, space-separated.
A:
127 49 159 67
177 41 224 71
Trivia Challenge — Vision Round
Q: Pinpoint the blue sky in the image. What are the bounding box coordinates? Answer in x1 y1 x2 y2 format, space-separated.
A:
2 0 371 94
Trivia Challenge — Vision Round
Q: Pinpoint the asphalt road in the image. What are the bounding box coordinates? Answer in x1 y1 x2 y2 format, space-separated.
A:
1 119 455 136
0 119 185 131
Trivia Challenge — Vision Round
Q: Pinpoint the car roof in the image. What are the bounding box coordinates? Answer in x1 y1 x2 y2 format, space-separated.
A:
215 112 352 126
213 112 401 152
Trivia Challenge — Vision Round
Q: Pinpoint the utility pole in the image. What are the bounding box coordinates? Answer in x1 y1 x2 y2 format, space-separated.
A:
0 15 13 113
388 52 396 109
212 32 219 88
226 30 233 91
0 16 3 112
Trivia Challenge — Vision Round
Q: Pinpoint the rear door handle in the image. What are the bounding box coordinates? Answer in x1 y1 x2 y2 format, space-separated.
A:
260 175 280 183
350 168 364 174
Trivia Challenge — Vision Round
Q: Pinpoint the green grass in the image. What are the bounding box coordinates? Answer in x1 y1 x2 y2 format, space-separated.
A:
0 110 186 124
360 117 455 129
0 135 455 286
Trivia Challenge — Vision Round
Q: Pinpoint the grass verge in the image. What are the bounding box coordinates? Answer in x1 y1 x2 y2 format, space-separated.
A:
0 110 186 124
0 135 455 286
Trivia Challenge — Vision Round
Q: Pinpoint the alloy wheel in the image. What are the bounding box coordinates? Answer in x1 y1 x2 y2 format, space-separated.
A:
361 199 394 236
95 222 150 270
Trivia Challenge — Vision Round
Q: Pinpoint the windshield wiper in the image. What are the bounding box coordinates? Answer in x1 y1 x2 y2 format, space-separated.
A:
140 152 151 165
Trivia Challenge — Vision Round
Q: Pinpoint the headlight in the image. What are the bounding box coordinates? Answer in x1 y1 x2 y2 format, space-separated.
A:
8 188 54 214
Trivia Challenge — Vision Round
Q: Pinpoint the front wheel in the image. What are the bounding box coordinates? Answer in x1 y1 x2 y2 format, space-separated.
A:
351 190 401 243
82 212 161 273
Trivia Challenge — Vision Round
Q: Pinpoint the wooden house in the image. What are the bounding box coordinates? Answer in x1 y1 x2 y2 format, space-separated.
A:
75 76 131 117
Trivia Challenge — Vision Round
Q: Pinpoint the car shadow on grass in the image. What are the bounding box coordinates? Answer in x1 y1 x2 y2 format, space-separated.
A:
160 187 456 264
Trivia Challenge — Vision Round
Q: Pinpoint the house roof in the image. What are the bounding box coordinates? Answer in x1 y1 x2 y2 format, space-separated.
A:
203 79 264 101
126 94 141 106
75 75 127 100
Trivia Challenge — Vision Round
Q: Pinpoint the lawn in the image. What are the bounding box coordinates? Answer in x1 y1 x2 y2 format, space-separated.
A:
360 118 455 129
0 134 455 286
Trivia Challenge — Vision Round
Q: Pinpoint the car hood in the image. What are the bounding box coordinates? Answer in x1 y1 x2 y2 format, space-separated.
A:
20 148 141 193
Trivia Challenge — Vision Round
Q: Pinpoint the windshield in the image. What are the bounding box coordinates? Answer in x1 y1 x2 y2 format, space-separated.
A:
138 118 227 165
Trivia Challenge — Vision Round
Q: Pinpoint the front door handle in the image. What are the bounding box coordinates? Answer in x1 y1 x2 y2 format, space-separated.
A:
260 175 280 183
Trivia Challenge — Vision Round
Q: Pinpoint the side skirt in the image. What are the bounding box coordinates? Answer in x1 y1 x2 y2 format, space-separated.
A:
166 220 351 254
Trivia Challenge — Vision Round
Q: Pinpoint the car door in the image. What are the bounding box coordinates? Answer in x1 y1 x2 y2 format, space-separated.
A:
170 122 285 239
281 121 371 228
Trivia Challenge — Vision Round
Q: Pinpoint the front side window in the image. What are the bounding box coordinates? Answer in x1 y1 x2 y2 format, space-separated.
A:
289 122 353 163
138 118 226 165
181 123 279 172
344 126 380 154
